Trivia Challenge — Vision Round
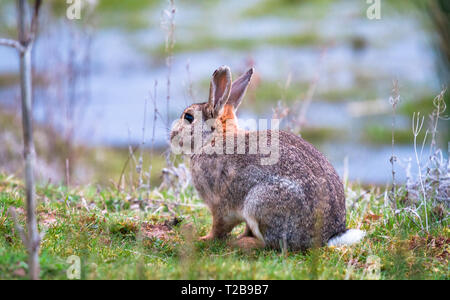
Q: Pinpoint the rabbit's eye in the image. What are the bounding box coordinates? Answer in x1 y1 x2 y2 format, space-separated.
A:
184 113 194 124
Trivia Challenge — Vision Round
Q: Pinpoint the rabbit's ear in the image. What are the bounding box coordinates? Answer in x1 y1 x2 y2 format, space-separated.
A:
227 68 253 111
208 66 232 117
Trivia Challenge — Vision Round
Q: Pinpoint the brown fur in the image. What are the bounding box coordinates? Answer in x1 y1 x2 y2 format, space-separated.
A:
218 104 238 134
170 66 348 251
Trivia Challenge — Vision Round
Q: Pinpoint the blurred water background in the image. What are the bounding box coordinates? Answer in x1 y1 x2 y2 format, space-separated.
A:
0 0 448 185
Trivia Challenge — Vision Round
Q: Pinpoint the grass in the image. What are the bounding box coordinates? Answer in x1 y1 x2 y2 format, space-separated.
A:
43 0 161 31
148 32 322 58
316 86 379 103
299 126 347 144
243 0 333 19
0 173 448 280
363 124 428 145
0 72 19 88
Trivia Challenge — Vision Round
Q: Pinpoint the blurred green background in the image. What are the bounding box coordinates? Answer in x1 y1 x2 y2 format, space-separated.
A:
0 0 448 185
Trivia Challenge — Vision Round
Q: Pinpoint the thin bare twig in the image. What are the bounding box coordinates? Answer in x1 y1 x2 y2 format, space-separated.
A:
389 80 400 207
28 0 42 44
297 47 327 131
150 198 204 209
65 158 70 188
0 38 25 53
429 88 447 156
149 80 158 191
14 0 42 280
161 0 176 167
185 60 195 103
162 0 176 129
117 145 140 191
137 95 149 187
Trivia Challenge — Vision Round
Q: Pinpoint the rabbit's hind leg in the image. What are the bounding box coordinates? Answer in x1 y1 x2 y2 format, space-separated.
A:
243 182 309 250
199 211 241 241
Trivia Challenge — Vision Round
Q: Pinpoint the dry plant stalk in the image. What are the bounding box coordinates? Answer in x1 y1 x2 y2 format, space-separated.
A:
149 80 159 191
161 0 176 167
272 48 326 133
412 112 428 231
429 88 447 155
389 80 400 207
384 83 448 232
297 48 326 131
185 61 195 103
162 0 176 129
137 95 149 187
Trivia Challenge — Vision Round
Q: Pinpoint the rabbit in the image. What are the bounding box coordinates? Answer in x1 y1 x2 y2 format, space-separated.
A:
170 65 365 251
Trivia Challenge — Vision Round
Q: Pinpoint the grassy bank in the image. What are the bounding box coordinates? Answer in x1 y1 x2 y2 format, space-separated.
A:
0 174 447 280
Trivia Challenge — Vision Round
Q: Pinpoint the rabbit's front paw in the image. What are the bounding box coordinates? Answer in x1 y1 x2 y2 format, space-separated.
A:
199 233 215 241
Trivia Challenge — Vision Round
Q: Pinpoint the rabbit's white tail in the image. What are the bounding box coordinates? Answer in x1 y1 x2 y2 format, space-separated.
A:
327 229 365 247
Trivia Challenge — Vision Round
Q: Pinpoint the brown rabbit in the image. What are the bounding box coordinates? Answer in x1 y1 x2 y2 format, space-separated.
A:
170 66 365 251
